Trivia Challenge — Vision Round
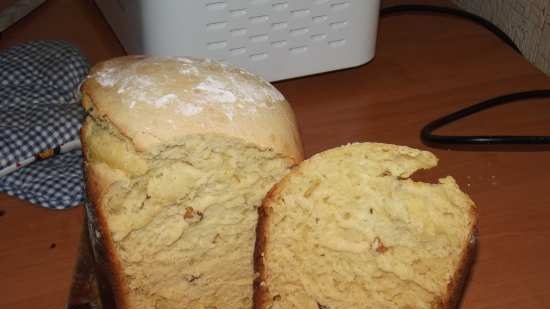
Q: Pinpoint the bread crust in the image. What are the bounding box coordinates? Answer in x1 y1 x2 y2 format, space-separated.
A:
81 123 131 309
253 187 275 309
437 225 478 309
81 56 304 161
253 172 292 309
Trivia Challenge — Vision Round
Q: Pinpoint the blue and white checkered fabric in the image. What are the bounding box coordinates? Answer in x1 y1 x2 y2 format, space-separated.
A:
0 151 84 209
0 41 89 209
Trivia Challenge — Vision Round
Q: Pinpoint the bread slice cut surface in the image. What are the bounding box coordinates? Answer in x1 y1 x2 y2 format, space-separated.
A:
84 118 295 309
255 143 477 309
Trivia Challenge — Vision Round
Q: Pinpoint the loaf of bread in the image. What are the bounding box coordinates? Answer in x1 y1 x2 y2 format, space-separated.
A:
254 143 477 309
80 56 303 309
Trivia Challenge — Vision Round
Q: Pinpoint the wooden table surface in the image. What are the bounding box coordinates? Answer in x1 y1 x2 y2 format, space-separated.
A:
1 0 550 308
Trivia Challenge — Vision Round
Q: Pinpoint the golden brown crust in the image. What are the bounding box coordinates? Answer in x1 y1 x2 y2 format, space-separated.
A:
80 124 131 309
253 192 272 309
438 219 478 309
81 56 304 161
254 157 298 309
253 170 294 309
253 200 269 309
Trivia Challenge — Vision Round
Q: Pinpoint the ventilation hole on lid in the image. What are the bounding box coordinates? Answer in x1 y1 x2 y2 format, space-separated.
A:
250 34 269 42
271 40 287 47
290 27 309 36
230 9 247 17
207 41 227 49
328 39 346 47
272 1 288 10
230 47 246 55
206 21 227 30
290 46 308 54
312 15 328 23
250 0 269 4
250 15 269 23
331 1 350 10
311 34 326 41
250 53 268 61
205 2 227 10
291 8 310 17
330 21 347 29
231 28 247 36
272 21 288 30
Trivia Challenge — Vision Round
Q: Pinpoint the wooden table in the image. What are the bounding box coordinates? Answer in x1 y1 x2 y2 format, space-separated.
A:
1 0 550 308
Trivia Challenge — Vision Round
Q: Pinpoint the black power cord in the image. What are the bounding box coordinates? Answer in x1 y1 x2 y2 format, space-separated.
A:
380 4 550 146
420 90 550 144
380 4 522 55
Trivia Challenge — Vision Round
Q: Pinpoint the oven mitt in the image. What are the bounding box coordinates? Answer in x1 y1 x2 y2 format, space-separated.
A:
0 41 89 209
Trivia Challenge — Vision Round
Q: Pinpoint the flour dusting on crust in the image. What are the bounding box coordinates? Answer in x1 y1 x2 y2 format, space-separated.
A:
177 103 203 116
196 76 237 103
155 94 179 108
90 56 284 120
95 67 118 87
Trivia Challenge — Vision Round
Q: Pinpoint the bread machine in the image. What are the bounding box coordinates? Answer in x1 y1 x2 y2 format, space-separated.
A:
94 0 380 81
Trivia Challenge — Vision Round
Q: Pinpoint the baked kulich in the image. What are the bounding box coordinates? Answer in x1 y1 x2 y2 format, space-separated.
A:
80 56 303 309
255 143 477 309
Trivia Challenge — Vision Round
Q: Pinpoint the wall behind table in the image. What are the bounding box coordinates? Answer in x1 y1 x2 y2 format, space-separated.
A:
455 0 550 75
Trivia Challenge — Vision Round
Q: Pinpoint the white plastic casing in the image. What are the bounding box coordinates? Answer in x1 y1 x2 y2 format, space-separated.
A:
94 0 380 81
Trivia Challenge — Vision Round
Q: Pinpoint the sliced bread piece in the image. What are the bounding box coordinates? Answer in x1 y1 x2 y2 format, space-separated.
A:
254 142 477 309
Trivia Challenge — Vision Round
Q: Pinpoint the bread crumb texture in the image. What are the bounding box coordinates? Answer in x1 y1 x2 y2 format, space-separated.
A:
259 143 476 309
83 115 293 309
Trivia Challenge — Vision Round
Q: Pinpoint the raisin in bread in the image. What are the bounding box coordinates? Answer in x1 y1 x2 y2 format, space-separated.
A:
255 143 477 309
80 56 303 309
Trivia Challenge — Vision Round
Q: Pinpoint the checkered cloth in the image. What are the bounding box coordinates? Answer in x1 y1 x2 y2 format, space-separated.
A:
0 41 89 209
